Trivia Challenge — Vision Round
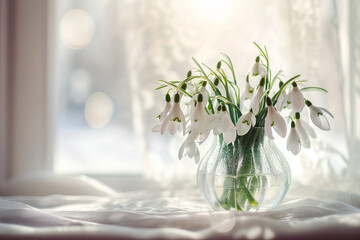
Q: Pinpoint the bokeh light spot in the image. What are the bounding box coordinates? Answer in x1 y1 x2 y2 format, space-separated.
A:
84 92 114 129
59 9 95 49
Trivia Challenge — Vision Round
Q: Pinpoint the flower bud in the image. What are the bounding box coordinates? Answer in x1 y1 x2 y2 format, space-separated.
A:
266 97 272 106
305 100 312 107
217 61 221 70
197 93 203 103
259 77 265 87
174 93 180 103
255 56 260 63
165 93 171 102
217 105 222 112
292 81 297 87
181 83 187 91
214 77 219 86
221 105 227 112
187 70 192 78
295 112 300 119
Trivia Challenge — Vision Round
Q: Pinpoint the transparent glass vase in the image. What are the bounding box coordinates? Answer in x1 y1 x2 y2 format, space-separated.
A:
197 127 291 211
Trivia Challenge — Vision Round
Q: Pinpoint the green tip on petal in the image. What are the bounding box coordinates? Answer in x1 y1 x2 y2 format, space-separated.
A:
197 93 203 103
221 105 227 112
187 70 192 78
214 77 219 86
202 81 207 87
266 97 272 106
292 81 298 87
217 105 222 112
174 93 180 103
260 77 265 87
246 74 249 83
217 61 221 69
255 56 260 62
181 83 187 91
291 121 295 128
305 100 312 107
165 93 171 102
295 112 300 119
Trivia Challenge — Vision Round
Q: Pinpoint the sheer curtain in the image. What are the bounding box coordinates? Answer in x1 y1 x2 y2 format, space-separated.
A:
126 0 359 194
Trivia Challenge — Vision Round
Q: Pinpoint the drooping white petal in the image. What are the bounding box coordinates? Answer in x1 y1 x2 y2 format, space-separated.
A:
151 124 162 133
265 106 287 139
310 106 330 131
168 121 177 135
302 120 317 138
318 107 334 118
287 127 301 155
288 87 304 112
236 112 252 136
252 62 267 77
178 140 186 160
265 116 274 140
160 109 172 134
223 126 237 144
251 113 256 126
186 141 196 158
271 108 287 138
159 102 172 120
295 119 311 148
199 86 209 105
194 146 200 164
275 91 287 110
242 81 254 100
251 86 264 115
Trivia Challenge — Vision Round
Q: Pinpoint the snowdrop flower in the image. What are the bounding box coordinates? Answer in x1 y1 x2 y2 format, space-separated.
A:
241 75 254 101
161 93 186 135
275 81 287 110
305 100 334 131
188 94 209 141
178 134 200 163
236 109 256 136
294 112 316 148
287 81 304 112
265 97 287 139
287 121 301 155
151 94 171 132
199 81 209 105
250 77 265 115
252 56 267 77
211 105 237 144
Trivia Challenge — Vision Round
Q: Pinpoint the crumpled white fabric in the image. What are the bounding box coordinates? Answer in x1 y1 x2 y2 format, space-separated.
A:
0 174 360 239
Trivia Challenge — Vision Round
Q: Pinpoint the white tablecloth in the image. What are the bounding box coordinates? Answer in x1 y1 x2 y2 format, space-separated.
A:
0 174 360 239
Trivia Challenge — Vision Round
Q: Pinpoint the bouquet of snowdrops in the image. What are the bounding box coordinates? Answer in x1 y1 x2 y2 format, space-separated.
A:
152 43 333 164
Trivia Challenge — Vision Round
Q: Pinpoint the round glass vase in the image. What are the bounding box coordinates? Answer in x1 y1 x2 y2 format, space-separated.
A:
197 127 291 211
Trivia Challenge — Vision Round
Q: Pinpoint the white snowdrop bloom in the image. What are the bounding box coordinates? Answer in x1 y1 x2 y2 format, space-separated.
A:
287 121 301 155
252 56 267 77
295 112 315 148
199 81 209 105
236 109 256 136
211 105 237 144
287 81 305 112
305 100 334 131
264 97 287 140
241 75 254 101
151 94 172 133
275 82 287 111
250 77 265 115
160 93 186 135
178 135 200 164
188 94 209 141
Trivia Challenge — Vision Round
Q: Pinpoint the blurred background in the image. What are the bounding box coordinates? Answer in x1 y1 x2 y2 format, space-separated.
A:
0 0 359 193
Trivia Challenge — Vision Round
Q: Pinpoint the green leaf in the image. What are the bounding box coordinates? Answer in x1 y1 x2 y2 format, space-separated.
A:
300 86 328 93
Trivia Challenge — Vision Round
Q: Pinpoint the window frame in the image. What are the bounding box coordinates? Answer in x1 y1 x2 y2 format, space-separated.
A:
0 0 55 180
